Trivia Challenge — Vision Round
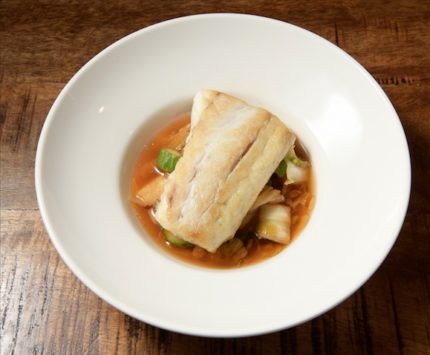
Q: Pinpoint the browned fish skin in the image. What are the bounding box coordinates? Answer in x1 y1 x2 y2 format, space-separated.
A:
154 90 295 252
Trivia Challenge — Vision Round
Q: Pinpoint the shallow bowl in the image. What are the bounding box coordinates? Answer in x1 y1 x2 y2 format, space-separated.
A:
35 14 410 337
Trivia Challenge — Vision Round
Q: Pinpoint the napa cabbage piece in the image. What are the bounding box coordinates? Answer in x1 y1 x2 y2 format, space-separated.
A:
241 186 285 227
219 238 248 263
285 146 310 184
256 204 291 244
251 186 285 210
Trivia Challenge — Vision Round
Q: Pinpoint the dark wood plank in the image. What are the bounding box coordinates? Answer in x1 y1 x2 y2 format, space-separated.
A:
1 0 429 354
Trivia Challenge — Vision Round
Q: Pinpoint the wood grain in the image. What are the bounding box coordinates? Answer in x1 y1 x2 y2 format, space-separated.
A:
1 0 429 354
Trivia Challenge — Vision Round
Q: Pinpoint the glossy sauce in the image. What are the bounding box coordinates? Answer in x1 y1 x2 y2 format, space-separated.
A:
130 115 314 268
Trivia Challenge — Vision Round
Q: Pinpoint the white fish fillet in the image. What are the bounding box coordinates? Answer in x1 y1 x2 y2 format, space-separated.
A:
154 90 295 252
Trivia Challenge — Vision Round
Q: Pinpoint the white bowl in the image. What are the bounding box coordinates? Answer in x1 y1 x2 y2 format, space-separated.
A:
35 14 410 337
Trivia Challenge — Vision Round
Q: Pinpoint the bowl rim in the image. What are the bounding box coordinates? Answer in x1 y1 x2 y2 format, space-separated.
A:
35 13 411 337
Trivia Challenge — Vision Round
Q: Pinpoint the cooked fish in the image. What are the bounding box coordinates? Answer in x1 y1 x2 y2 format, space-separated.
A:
154 90 295 252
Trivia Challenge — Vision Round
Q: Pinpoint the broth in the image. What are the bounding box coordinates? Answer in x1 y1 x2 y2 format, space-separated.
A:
130 115 314 268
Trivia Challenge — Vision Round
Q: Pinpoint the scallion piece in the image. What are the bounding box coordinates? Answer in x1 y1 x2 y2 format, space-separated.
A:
275 159 287 177
162 229 193 248
156 148 181 173
286 147 308 167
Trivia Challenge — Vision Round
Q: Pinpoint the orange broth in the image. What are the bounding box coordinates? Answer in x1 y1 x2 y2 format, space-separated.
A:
130 115 314 268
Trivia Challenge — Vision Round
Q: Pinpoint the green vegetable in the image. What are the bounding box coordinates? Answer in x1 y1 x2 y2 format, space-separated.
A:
286 147 308 167
156 148 181 173
162 229 193 248
275 159 287 177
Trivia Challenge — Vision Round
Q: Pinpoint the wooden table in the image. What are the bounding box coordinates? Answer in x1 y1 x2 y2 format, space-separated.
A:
1 1 429 354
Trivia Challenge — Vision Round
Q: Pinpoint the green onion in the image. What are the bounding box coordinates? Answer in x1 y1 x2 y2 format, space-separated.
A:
162 229 193 248
275 159 287 177
286 147 308 167
156 148 181 173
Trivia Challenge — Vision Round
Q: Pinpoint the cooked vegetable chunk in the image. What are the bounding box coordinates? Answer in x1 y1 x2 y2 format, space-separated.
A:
241 186 285 227
286 147 306 166
275 159 287 177
252 186 285 210
285 146 310 184
162 229 193 248
156 148 181 173
135 176 166 207
219 238 248 263
256 204 291 244
286 163 309 183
